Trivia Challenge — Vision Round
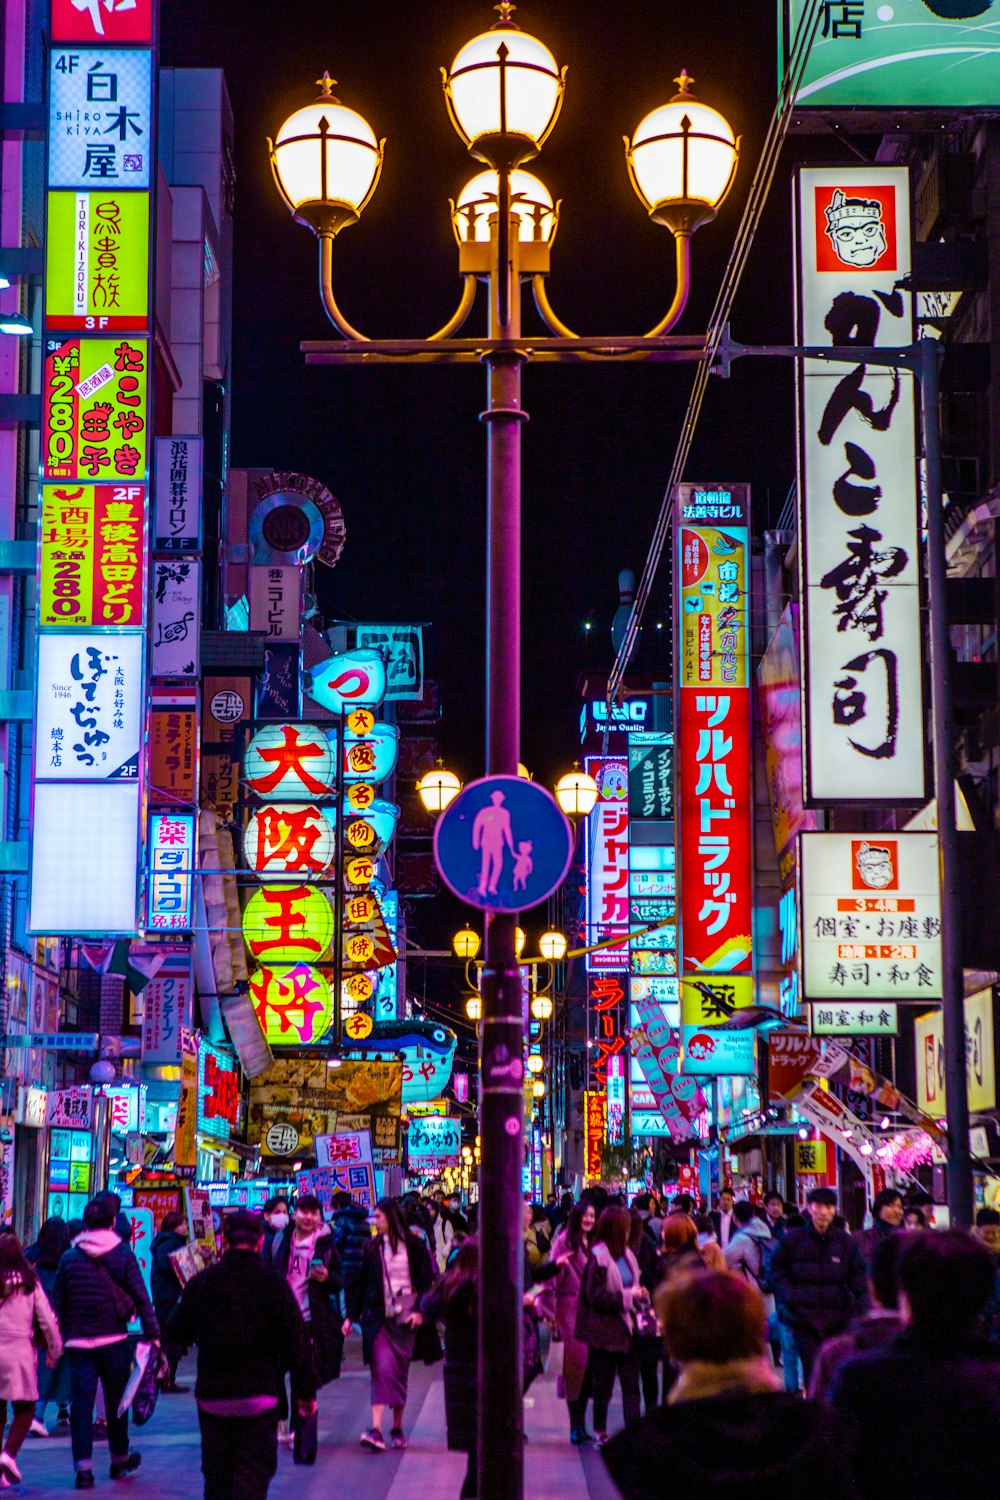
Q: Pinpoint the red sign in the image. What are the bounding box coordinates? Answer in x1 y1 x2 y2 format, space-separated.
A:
583 1091 605 1180
50 0 154 43
678 690 753 972
766 1030 827 1102
589 973 626 1090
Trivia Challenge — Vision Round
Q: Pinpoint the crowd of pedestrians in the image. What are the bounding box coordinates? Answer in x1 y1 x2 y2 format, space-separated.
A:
1 1180 999 1499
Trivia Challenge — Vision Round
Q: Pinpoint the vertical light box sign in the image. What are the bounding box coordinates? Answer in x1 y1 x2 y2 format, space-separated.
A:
29 12 158 937
794 167 924 804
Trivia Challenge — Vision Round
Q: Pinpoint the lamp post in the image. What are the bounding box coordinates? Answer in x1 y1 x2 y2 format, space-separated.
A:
268 11 739 1494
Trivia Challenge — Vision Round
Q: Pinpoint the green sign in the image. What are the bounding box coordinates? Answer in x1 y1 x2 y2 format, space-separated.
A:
782 1 1000 109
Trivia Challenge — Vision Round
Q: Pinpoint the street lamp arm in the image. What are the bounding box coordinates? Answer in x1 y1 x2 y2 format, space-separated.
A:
531 231 691 343
428 274 479 341
319 233 370 341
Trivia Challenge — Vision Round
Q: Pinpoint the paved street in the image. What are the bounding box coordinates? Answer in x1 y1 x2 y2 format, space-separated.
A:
14 1338 623 1499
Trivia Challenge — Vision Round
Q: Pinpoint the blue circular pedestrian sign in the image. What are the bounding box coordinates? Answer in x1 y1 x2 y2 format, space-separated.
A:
433 775 575 913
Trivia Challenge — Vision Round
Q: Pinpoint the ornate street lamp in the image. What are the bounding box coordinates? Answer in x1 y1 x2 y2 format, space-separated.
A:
554 766 599 818
417 762 462 814
268 72 383 237
453 926 482 961
442 4 565 171
539 929 567 963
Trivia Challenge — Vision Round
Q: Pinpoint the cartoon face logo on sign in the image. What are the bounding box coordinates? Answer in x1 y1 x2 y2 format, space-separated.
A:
815 184 897 274
852 839 898 890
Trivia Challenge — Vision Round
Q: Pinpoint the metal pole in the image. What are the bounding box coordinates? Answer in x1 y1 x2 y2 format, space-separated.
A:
478 188 526 1500
920 335 974 1227
333 707 346 1051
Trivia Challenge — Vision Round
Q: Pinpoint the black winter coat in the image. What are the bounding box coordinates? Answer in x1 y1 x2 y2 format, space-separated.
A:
575 1250 636 1355
51 1238 159 1343
422 1278 476 1453
263 1226 343 1386
331 1203 371 1293
150 1229 185 1317
603 1392 856 1500
347 1233 438 1365
166 1248 316 1404
830 1329 1000 1500
769 1223 868 1338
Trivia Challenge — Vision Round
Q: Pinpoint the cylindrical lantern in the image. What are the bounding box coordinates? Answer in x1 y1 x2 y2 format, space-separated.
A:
244 803 335 880
242 884 334 963
249 963 333 1045
244 723 336 801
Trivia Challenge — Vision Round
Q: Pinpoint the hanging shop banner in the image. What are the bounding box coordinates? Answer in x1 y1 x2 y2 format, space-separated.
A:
676 483 753 979
680 974 756 1076
782 0 1000 111
583 1090 605 1180
42 335 148 483
589 972 627 1091
154 437 202 551
801 832 943 1000
51 0 155 44
757 602 818 875
146 812 195 933
34 632 144 781
313 1129 377 1195
244 803 335 881
149 692 197 806
45 190 149 331
766 1030 842 1102
355 624 424 701
256 642 301 721
606 1054 626 1146
174 1032 199 1170
406 1114 462 1165
49 1086 94 1131
49 48 153 189
629 844 676 979
249 964 334 1047
151 559 201 679
244 722 336 801
794 167 924 804
0 1128 13 1229
249 566 302 640
915 989 996 1119
628 733 673 823
140 960 192 1065
196 1038 241 1144
809 1002 898 1036
28 780 140 934
585 758 630 972
39 482 146 628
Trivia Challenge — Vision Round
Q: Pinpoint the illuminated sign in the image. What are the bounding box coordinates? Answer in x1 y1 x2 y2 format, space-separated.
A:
795 168 924 804
585 758 629 972
343 797 399 856
45 190 149 330
915 989 996 1119
249 963 333 1046
34 632 143 781
242 884 333 964
49 48 153 189
197 1039 241 1143
249 566 301 640
140 962 191 1065
245 803 335 880
354 624 424 702
340 722 399 784
151 560 201 678
676 483 753 986
583 1091 605 1179
103 1083 143 1134
153 437 202 551
628 733 673 822
809 1002 898 1036
757 602 818 873
307 647 387 714
28 780 140 935
51 0 155 44
244 723 336 801
39 482 146 628
606 1054 625 1145
149 694 197 807
146 813 195 932
800 832 943 1000
407 1114 461 1163
680 974 756 1076
42 335 148 483
782 0 1000 111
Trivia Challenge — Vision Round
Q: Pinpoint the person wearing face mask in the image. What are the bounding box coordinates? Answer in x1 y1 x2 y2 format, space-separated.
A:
260 1200 290 1256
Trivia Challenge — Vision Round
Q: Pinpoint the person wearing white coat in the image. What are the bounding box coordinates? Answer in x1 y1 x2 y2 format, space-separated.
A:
0 1234 63 1487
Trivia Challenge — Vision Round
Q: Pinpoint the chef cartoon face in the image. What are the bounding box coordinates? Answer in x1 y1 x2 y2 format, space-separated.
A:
855 841 894 890
824 189 887 269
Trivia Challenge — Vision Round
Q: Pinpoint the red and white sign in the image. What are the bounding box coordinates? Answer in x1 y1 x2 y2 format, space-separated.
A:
585 759 629 972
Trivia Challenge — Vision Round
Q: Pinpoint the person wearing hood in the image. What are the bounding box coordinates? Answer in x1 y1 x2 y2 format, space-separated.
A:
724 1203 773 1292
263 1194 342 1447
973 1207 1000 1343
150 1211 189 1392
50 1196 159 1490
808 1231 906 1403
24 1216 72 1435
602 1269 853 1500
851 1189 904 1269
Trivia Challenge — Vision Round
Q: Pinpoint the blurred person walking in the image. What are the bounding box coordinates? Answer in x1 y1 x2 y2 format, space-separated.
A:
0 1233 63 1488
808 1233 906 1403
575 1206 647 1447
535 1200 595 1443
263 1194 342 1446
422 1239 479 1498
852 1189 904 1270
24 1217 71 1435
150 1211 189 1392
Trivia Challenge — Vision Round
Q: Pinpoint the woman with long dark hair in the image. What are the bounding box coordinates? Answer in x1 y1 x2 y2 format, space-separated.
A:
535 1200 596 1443
345 1198 437 1453
422 1238 479 1497
0 1233 62 1484
25 1217 72 1434
575 1206 647 1447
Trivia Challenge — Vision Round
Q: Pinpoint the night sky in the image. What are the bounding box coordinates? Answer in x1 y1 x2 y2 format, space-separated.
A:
160 2 861 1022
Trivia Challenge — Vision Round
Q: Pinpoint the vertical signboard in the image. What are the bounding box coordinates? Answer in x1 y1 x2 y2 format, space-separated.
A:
584 758 630 972
794 167 924 804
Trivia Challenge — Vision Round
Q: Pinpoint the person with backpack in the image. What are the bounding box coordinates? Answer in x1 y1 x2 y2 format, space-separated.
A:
50 1196 160 1489
725 1203 776 1331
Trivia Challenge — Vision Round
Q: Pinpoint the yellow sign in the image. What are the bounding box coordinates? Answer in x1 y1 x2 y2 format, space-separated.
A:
249 964 334 1047
345 932 376 966
344 972 374 1005
345 893 377 924
343 1011 373 1041
347 818 375 849
347 708 375 736
348 782 375 811
795 1139 828 1175
914 989 996 1119
407 1099 448 1117
174 1034 198 1168
242 884 333 964
680 974 755 1027
346 856 375 888
46 190 150 332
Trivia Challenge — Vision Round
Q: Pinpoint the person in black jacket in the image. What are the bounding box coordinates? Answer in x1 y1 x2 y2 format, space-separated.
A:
50 1196 160 1490
830 1229 1000 1500
602 1268 854 1500
330 1190 371 1304
167 1210 316 1500
262 1194 342 1445
344 1198 436 1452
422 1238 478 1498
150 1211 189 1392
769 1186 868 1384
